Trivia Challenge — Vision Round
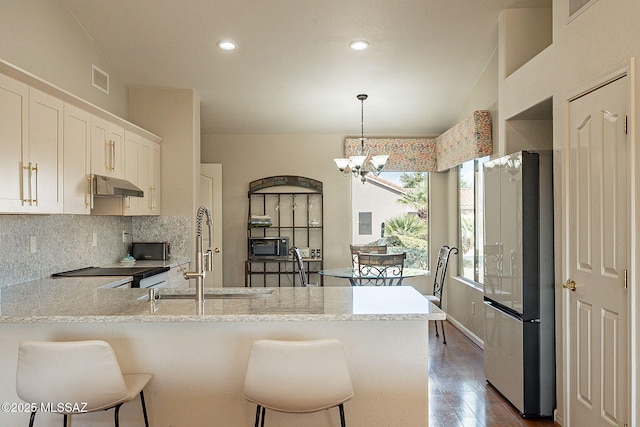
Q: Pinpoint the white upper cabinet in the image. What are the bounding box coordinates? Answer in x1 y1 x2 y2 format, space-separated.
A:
91 115 124 179
0 74 63 214
63 103 91 214
121 131 161 216
0 62 162 216
0 74 28 212
26 88 64 213
89 129 162 217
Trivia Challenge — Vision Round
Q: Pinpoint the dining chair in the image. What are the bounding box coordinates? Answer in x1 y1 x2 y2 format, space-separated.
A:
355 252 406 286
425 245 459 344
349 244 387 270
243 339 354 427
290 247 317 286
16 340 152 427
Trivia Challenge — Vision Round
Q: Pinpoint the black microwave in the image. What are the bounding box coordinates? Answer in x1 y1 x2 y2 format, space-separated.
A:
249 237 289 258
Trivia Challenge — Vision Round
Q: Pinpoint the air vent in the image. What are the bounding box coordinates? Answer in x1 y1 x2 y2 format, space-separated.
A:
570 0 597 18
92 64 110 94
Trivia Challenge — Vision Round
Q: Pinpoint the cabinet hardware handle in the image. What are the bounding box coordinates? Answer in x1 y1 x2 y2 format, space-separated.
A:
110 140 116 171
21 162 37 205
87 174 94 209
104 140 109 171
32 163 38 205
22 163 30 204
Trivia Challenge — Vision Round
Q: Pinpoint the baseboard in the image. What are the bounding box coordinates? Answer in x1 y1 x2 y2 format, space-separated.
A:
553 408 563 425
446 315 484 349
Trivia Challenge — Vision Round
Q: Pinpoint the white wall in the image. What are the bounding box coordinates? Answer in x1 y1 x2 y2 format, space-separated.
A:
128 87 201 219
0 0 128 117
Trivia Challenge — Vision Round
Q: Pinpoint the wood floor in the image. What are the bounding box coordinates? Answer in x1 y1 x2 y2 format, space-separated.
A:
429 321 560 427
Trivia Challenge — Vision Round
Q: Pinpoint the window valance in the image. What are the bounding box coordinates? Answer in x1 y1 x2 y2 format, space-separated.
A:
342 110 492 173
435 110 492 172
344 138 438 172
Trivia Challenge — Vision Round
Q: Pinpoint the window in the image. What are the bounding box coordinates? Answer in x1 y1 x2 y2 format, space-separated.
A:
358 212 372 235
458 157 488 283
352 171 429 269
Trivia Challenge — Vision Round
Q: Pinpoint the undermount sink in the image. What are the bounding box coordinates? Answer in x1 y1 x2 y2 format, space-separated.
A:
141 289 274 301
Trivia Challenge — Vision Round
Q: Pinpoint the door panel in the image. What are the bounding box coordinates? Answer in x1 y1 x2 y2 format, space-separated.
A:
567 75 628 426
576 115 593 272
199 164 223 287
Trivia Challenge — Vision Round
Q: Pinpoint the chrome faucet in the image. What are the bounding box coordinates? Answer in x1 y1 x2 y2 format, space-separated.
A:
184 205 213 301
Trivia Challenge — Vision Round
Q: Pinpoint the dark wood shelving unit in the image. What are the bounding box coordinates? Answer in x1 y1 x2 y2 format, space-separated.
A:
245 176 323 287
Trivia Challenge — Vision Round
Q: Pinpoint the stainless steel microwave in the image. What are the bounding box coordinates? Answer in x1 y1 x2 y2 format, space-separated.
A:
249 237 289 258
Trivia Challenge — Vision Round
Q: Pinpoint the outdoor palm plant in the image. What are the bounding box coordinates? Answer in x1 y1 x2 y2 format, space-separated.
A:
384 214 429 269
385 214 428 237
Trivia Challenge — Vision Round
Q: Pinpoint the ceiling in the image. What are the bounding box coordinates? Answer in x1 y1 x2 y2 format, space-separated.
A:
61 0 539 136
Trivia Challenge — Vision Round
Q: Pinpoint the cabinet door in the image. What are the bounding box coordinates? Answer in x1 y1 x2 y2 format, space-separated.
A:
150 141 161 214
123 131 142 215
91 116 124 179
138 138 151 215
28 88 63 213
109 123 124 178
63 104 91 214
124 132 160 216
0 74 28 212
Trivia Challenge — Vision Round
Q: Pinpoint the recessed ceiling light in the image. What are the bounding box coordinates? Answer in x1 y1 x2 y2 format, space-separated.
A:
349 40 369 51
217 40 238 51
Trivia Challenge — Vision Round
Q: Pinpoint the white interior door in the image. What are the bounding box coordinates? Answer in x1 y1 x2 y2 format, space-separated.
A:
199 163 223 287
565 75 629 426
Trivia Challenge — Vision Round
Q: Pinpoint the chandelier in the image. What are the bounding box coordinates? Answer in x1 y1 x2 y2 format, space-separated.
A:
334 94 389 183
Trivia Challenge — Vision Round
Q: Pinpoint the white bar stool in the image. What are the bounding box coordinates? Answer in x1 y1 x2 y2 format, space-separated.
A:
243 339 354 427
16 340 152 427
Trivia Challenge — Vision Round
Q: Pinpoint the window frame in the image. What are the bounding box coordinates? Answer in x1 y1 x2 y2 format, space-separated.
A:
351 171 431 270
457 157 488 285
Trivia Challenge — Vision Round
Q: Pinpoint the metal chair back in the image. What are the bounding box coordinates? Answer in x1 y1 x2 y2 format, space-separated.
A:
355 252 406 286
349 244 387 269
431 246 459 306
428 245 458 344
290 247 316 286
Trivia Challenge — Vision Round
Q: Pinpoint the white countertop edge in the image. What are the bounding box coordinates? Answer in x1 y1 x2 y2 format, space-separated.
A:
0 312 445 323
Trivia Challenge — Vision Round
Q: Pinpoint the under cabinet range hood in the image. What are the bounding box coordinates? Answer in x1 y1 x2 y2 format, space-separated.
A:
92 174 144 198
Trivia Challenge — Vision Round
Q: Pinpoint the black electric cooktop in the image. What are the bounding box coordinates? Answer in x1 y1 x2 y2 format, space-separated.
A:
52 266 169 279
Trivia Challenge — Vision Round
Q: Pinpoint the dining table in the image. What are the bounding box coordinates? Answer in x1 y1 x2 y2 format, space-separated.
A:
318 267 429 286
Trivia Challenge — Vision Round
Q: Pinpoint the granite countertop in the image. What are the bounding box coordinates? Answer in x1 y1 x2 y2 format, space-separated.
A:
0 274 445 323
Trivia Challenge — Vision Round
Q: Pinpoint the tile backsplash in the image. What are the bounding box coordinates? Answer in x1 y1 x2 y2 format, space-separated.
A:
0 215 191 288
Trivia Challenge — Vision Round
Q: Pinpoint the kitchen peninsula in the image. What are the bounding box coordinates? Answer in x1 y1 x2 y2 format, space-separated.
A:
0 279 443 426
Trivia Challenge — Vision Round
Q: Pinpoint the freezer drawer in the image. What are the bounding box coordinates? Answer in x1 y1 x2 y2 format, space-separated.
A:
484 301 548 417
484 302 525 412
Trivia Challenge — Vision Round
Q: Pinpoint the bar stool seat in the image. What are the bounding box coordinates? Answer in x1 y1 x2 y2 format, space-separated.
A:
16 340 152 427
243 339 354 426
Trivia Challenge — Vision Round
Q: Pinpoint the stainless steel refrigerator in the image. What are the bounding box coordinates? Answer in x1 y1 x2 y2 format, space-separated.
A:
482 151 555 417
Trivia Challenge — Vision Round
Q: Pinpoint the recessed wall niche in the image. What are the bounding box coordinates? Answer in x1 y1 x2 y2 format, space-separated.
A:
505 97 553 154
